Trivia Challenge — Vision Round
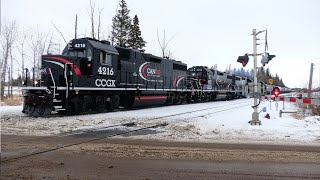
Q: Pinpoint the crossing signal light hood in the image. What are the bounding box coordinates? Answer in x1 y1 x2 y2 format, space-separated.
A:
237 54 249 67
261 53 276 66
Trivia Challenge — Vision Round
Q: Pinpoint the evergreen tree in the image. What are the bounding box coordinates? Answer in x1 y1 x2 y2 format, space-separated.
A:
266 68 270 77
111 0 131 47
233 67 286 87
128 15 146 52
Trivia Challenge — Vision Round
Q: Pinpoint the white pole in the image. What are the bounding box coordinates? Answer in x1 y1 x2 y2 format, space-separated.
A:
251 29 261 125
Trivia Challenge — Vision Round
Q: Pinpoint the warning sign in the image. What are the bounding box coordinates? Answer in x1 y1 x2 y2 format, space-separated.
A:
268 79 273 85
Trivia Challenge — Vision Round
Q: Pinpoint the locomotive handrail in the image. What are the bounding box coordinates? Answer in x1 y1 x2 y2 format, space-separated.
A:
125 71 128 90
24 68 29 86
64 63 71 98
32 68 35 87
48 68 56 98
64 64 68 98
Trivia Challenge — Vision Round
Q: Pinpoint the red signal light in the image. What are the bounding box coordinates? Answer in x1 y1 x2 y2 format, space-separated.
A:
237 54 249 67
272 87 280 97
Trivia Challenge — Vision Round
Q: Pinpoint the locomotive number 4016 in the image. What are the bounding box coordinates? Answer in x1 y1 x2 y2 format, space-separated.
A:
98 67 114 75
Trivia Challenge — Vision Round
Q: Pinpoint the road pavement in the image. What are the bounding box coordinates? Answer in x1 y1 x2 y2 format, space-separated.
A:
2 135 320 179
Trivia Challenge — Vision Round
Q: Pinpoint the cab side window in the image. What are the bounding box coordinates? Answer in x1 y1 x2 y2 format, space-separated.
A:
87 48 92 61
100 51 112 66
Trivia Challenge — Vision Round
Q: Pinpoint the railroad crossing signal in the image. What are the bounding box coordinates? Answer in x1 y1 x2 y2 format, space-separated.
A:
237 54 249 67
261 53 276 66
272 87 280 97
268 79 273 85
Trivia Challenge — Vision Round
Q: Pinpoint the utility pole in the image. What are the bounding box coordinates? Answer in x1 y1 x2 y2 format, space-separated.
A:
308 63 314 98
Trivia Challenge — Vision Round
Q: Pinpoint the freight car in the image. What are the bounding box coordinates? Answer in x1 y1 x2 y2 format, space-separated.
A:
22 37 248 116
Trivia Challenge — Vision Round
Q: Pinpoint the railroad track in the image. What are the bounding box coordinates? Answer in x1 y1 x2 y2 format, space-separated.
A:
134 101 252 124
3 100 251 143
1 122 168 164
182 103 252 120
58 101 251 136
2 100 252 163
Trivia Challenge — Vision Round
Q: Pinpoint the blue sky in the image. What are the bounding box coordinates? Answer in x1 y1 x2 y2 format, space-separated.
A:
2 0 320 87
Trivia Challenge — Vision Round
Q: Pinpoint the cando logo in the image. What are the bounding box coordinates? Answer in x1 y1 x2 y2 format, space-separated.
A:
147 68 161 76
95 79 116 87
139 62 163 82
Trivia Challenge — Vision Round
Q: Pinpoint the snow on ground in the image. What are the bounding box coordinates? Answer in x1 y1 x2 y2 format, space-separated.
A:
1 98 320 146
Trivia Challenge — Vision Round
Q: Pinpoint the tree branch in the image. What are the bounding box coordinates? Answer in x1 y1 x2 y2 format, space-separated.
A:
50 21 67 44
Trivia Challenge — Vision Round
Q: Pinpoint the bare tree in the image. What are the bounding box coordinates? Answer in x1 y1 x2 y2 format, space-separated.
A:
88 1 104 40
9 48 13 97
46 33 61 55
0 20 17 98
89 0 95 39
16 33 27 80
75 14 78 39
27 28 50 80
97 8 104 40
51 21 67 44
15 30 29 90
157 29 176 58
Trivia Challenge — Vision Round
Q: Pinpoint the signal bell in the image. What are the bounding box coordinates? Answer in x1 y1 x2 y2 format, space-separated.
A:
237 54 249 67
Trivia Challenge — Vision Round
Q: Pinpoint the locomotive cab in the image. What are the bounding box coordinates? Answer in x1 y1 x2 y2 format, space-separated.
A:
187 66 214 86
60 38 119 87
39 38 119 88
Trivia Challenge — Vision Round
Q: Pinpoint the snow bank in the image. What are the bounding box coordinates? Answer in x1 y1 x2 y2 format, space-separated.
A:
1 99 319 146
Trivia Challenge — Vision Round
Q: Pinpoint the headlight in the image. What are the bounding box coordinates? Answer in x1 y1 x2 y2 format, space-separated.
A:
34 80 39 85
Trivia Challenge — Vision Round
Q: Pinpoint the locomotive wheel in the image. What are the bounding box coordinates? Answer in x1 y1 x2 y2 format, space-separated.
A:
120 93 134 108
107 101 114 112
97 104 105 113
68 96 83 115
70 102 80 115
28 103 45 117
35 103 45 116
96 96 106 113
180 95 187 104
22 98 29 113
27 106 35 116
186 94 192 103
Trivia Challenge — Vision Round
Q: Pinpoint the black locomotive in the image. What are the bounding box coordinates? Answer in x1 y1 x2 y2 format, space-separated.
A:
22 37 250 116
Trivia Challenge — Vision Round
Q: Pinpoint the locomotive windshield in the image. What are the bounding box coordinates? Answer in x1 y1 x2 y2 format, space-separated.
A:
62 47 93 61
188 68 204 77
189 71 203 77
63 49 86 57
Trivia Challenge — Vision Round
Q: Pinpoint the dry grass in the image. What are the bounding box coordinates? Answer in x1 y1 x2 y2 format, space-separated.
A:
310 105 320 116
290 113 303 120
294 103 319 118
1 96 23 106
